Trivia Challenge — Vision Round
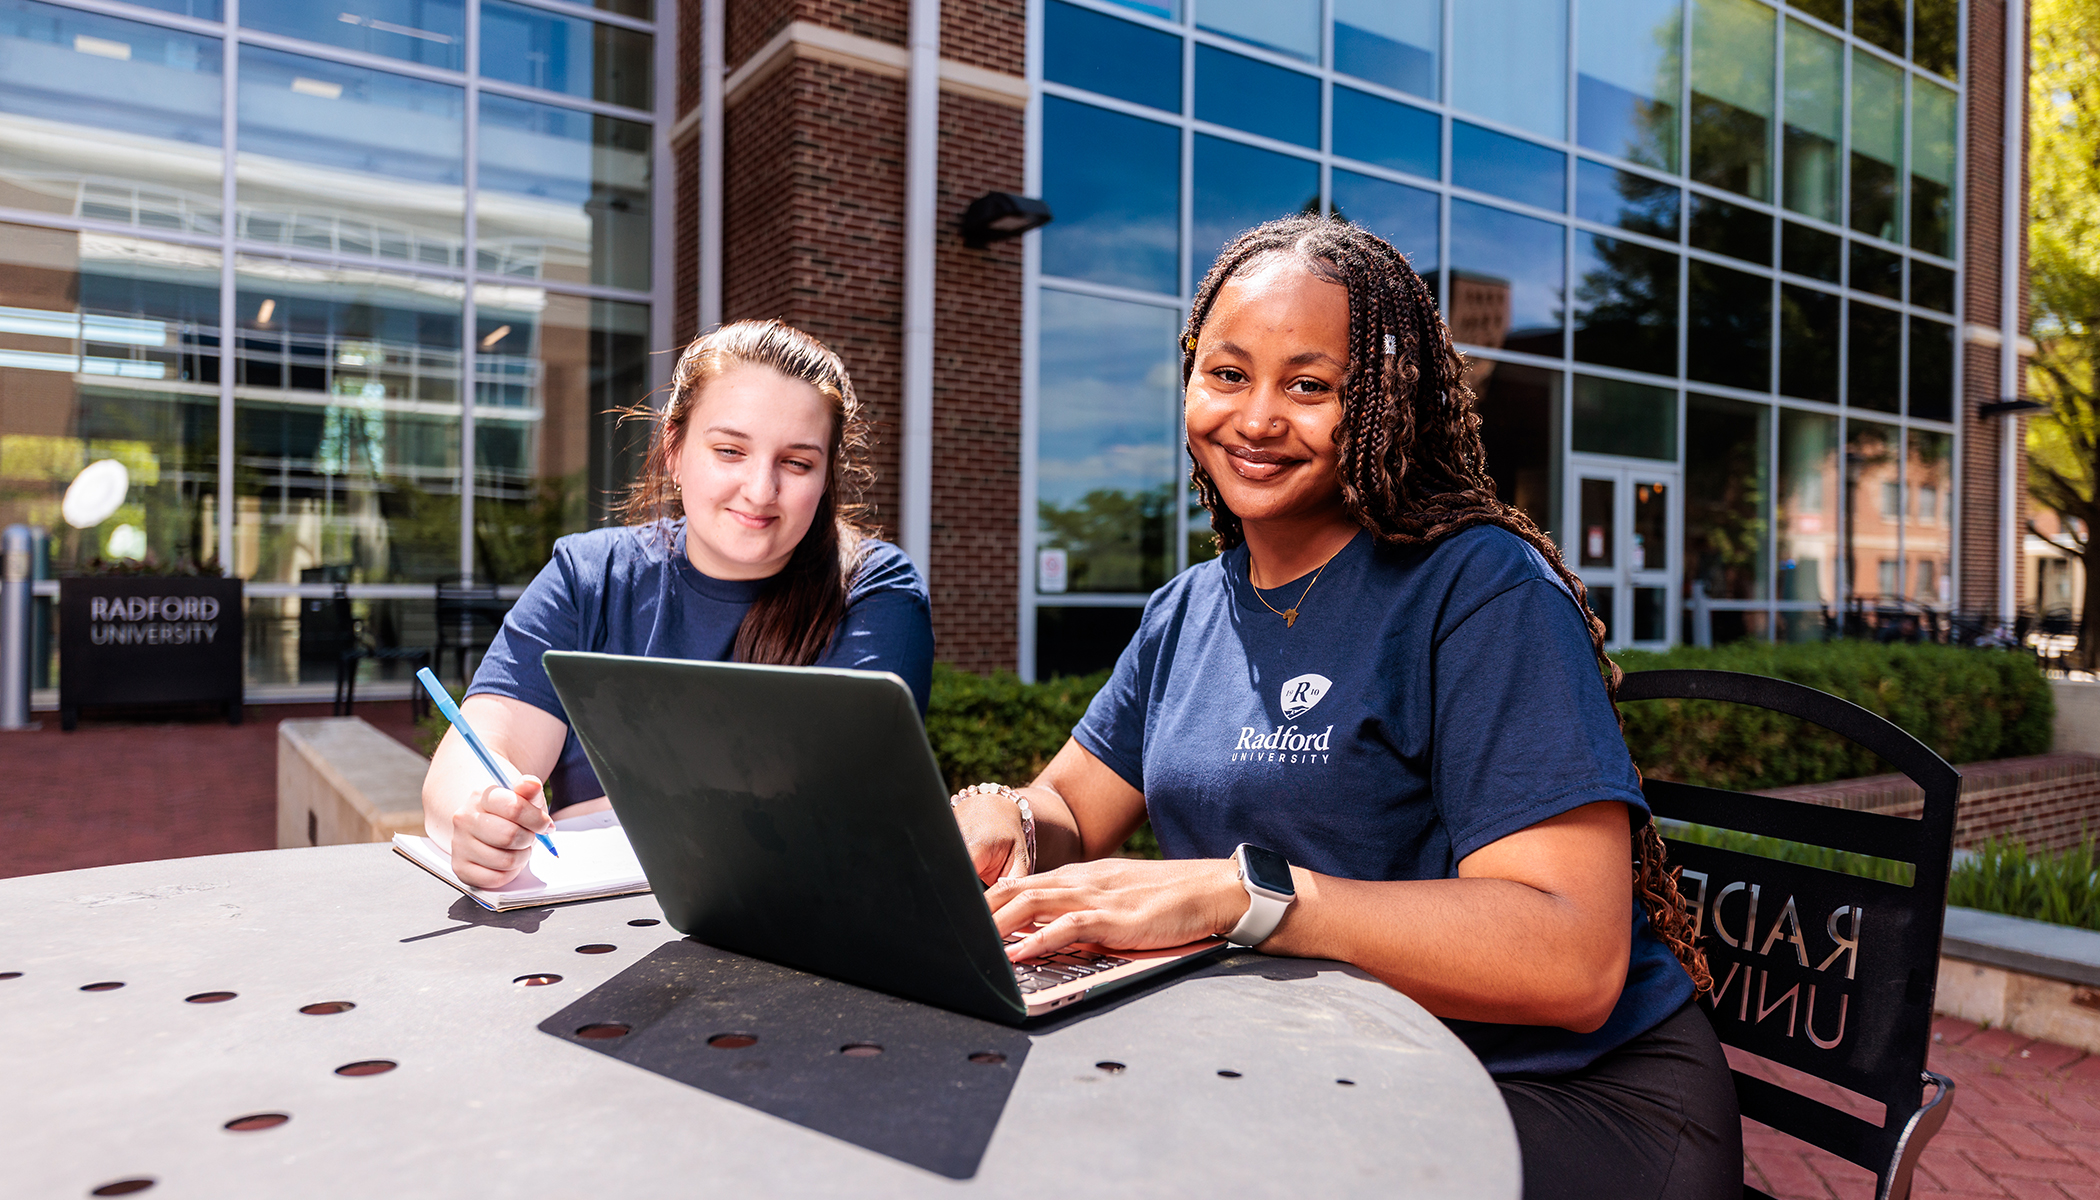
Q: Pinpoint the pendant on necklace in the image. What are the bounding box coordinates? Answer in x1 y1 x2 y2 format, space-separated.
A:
1283 609 1298 628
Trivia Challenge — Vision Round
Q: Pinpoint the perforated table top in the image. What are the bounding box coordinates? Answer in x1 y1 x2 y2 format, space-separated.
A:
0 843 1519 1198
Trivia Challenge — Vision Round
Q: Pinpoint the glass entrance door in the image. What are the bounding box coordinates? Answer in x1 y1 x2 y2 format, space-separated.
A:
1567 462 1678 649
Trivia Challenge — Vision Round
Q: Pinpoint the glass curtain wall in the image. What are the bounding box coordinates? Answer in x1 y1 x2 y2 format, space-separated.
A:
1038 0 1962 672
0 0 664 690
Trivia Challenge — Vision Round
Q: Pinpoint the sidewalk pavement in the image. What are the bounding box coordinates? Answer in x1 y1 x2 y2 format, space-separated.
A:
13 704 2100 1196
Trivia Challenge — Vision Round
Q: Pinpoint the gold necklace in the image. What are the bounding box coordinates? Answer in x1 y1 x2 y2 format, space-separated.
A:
1248 545 1343 628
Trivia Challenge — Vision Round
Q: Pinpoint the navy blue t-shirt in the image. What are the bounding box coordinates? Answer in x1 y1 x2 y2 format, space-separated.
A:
1072 525 1692 1077
469 520 933 809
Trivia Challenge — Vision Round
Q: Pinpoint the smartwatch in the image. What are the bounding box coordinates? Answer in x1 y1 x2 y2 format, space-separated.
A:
1225 843 1296 947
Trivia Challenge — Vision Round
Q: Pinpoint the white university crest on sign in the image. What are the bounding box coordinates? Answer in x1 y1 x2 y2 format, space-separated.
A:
1279 673 1331 720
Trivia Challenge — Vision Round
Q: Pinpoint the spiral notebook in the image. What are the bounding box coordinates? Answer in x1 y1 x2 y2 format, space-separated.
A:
391 809 651 911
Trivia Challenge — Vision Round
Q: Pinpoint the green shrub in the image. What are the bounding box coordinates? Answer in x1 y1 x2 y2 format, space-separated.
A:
1947 837 2100 931
1616 642 2053 790
1662 820 1915 885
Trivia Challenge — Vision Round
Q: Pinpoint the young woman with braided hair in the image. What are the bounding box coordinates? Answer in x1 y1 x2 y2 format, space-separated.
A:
950 216 1738 1198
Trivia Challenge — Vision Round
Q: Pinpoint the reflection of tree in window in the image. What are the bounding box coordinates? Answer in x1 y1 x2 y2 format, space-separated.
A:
1685 394 1769 601
1575 0 1681 170
1848 301 1903 412
1911 82 1958 257
1912 0 1960 79
1850 52 1905 242
1688 261 1771 391
1573 233 1677 376
1782 20 1844 223
1779 284 1839 401
1038 482 1175 593
1689 0 1774 201
1472 363 1560 535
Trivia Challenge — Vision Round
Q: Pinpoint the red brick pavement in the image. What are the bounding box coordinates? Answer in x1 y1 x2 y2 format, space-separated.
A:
2 701 423 879
1743 1017 2100 1198
12 705 2100 1198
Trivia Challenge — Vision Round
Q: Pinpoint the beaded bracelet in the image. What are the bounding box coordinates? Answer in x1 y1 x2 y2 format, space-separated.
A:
950 781 1036 878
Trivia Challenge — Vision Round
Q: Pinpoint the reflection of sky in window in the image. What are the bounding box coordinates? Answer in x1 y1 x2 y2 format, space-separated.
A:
1453 122 1565 212
1042 97 1179 295
1450 199 1565 346
0 0 221 143
1332 87 1439 180
1196 0 1318 63
1195 45 1318 149
1192 135 1319 291
1576 0 1681 169
1037 289 1180 510
242 0 464 71
1331 170 1438 276
1334 0 1438 99
238 46 462 184
482 0 652 110
1452 0 1566 140
1044 0 1180 113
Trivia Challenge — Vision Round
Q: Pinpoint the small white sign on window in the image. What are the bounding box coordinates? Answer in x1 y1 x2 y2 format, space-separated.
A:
1038 548 1068 594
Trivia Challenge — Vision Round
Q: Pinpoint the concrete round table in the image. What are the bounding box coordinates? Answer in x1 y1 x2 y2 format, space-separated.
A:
0 845 1520 1198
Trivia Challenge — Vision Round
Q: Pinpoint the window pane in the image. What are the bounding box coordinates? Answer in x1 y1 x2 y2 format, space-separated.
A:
1688 194 1772 265
1913 0 1958 80
1334 0 1438 99
0 1 222 236
1197 0 1318 63
1689 0 1774 201
1453 0 1566 141
127 0 220 15
1687 261 1771 391
1847 300 1901 412
1192 135 1319 291
1473 362 1561 533
1046 0 1181 113
472 294 647 584
1195 45 1318 148
237 46 464 264
1450 200 1566 357
1781 220 1840 281
0 225 219 573
1777 408 1836 604
1037 290 1180 594
1686 393 1769 599
1576 0 1681 170
1853 0 1904 56
1911 261 1954 313
1103 0 1177 18
1778 283 1839 401
1452 122 1565 212
1849 241 1902 299
1850 50 1904 242
1782 19 1842 223
1574 233 1678 377
1332 87 1438 180
1911 80 1956 257
1908 316 1954 421
1331 170 1438 276
1580 477 1616 565
1573 375 1676 459
1576 161 1680 239
1042 98 1179 294
232 256 464 585
1906 429 1952 606
1036 605 1144 680
481 0 652 111
242 0 464 72
478 95 651 291
1843 419 1898 604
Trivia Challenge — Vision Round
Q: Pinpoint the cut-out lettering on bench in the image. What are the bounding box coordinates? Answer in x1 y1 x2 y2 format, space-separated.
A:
1680 869 1862 1050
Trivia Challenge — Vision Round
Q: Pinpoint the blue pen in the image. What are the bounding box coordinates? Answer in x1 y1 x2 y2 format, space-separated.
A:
417 668 559 858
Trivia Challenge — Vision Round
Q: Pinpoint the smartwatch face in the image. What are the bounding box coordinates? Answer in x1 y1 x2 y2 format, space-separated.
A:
1239 845 1295 897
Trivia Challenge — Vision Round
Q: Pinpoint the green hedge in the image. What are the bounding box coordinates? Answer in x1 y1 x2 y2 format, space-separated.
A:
1947 837 2100 932
926 663 1109 793
1615 642 2053 790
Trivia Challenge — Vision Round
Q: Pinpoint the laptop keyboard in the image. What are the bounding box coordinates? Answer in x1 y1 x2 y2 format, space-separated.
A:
1003 934 1132 995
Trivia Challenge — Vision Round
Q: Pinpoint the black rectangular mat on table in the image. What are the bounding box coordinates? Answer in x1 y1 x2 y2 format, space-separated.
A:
540 939 1032 1179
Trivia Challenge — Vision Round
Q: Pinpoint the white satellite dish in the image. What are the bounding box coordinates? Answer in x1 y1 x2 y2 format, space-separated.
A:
63 459 130 529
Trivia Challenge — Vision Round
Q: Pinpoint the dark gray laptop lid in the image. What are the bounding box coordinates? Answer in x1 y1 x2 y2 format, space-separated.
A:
542 651 1028 1024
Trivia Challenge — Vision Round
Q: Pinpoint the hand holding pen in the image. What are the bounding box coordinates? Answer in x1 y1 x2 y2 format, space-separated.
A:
417 669 559 859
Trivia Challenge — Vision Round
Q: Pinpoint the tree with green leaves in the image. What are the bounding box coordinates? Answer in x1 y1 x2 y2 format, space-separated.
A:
2023 0 2100 661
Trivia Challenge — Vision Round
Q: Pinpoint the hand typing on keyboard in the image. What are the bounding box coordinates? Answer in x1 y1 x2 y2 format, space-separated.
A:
984 857 1247 963
1002 933 1134 994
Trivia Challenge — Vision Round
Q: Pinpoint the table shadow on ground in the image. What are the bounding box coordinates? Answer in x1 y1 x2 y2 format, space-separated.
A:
539 939 1032 1179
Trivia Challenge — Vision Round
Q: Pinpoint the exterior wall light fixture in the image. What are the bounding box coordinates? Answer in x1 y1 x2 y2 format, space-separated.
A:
960 192 1052 249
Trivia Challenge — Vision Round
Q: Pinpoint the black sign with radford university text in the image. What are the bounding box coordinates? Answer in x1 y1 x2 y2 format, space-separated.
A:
59 576 243 729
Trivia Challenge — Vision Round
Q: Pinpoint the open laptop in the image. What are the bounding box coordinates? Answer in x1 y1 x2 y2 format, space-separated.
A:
541 651 1223 1025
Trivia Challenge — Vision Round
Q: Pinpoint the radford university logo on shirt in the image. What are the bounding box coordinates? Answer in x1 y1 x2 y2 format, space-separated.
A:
1229 673 1335 765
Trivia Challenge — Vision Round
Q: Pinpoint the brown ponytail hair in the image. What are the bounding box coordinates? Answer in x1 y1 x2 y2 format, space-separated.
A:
618 319 875 666
1184 216 1711 995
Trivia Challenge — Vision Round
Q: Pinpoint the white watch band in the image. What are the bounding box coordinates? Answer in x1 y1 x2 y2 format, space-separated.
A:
1225 846 1294 947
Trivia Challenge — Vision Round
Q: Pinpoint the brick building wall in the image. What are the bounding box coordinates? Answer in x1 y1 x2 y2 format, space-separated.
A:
1763 752 2100 854
1958 0 2033 616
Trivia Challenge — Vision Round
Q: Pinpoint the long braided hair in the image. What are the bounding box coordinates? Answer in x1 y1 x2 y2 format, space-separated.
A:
1184 215 1711 995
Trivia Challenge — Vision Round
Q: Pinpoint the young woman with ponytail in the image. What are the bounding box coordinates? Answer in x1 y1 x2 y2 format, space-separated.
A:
950 217 1736 1199
423 320 932 887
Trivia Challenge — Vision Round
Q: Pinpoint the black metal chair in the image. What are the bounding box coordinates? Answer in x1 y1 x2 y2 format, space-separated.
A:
1618 669 1961 1200
327 585 432 719
434 576 510 685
